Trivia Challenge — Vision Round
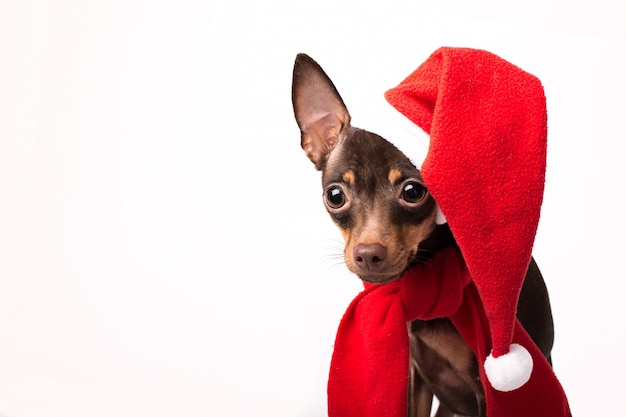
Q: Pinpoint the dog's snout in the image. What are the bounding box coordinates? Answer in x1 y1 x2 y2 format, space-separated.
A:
353 243 387 272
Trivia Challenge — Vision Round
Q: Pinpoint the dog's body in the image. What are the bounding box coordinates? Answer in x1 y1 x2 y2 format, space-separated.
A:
292 54 554 417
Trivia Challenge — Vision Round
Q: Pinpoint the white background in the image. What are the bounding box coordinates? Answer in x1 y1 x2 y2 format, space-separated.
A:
1 1 624 416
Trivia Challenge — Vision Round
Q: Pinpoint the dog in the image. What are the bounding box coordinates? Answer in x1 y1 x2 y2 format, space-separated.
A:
291 53 555 417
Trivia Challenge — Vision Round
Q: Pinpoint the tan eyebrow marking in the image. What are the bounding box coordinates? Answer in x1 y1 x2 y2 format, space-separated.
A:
388 168 404 185
342 170 355 185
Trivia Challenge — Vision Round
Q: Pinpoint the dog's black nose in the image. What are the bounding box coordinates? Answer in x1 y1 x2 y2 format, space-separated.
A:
353 243 387 272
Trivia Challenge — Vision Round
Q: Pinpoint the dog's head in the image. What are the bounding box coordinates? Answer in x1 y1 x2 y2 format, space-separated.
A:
292 54 442 284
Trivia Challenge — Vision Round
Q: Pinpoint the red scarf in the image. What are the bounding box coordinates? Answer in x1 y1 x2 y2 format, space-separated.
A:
327 246 572 417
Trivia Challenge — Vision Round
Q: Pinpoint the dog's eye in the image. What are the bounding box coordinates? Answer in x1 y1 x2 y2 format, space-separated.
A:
401 182 427 204
326 187 346 209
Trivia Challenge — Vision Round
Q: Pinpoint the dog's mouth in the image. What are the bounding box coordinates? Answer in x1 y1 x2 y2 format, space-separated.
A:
352 254 416 285
358 272 402 285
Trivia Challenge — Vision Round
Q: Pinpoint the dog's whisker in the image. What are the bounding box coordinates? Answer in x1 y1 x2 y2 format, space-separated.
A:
320 253 344 263
310 239 348 272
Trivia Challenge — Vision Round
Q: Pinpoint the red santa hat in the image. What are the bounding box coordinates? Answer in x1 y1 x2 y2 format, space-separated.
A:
327 47 571 417
385 46 546 389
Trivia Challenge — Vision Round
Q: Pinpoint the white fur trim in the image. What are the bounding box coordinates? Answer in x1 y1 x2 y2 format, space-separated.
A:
435 204 447 225
484 343 533 392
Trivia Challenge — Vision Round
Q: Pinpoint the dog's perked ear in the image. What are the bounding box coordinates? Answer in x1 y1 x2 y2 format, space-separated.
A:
292 54 351 170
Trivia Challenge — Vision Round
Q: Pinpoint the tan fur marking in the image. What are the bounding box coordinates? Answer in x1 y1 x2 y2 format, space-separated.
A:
388 168 404 185
342 170 355 185
340 227 351 243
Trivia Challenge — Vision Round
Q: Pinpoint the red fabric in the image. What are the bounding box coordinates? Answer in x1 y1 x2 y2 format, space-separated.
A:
385 47 547 357
327 247 572 417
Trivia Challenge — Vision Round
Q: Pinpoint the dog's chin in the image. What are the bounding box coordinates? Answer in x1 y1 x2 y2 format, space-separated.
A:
356 270 404 285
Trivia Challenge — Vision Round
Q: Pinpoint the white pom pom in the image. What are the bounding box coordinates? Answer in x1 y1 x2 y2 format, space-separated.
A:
484 343 533 392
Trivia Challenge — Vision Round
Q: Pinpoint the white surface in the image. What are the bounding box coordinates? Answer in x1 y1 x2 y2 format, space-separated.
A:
1 1 624 416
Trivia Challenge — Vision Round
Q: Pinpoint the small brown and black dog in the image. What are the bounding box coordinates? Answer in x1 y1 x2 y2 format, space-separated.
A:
292 54 555 417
